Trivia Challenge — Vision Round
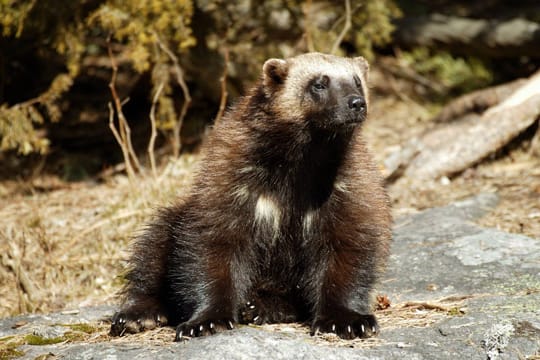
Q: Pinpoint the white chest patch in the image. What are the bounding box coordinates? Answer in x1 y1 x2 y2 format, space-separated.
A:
254 194 281 237
302 210 316 236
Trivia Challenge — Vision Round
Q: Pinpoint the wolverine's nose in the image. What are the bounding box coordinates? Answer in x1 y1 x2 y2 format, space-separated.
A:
348 96 366 112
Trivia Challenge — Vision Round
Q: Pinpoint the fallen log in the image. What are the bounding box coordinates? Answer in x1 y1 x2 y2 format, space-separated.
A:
393 14 540 59
385 70 540 181
432 78 527 123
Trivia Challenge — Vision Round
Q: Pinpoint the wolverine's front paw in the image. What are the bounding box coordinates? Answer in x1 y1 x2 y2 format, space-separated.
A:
310 310 378 339
110 310 168 336
175 317 235 341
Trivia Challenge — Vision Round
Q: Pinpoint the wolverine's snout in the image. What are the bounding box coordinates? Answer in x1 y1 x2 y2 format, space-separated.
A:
348 95 366 113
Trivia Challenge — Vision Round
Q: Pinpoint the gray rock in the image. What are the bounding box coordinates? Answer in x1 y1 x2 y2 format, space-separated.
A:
2 193 539 359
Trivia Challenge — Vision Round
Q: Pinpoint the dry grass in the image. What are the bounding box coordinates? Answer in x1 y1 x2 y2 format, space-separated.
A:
0 88 538 321
0 156 197 318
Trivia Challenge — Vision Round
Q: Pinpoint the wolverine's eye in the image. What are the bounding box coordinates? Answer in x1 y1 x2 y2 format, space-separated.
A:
354 75 363 90
313 82 325 91
311 75 329 92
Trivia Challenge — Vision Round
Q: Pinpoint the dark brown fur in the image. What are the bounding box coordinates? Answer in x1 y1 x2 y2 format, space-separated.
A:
110 53 392 340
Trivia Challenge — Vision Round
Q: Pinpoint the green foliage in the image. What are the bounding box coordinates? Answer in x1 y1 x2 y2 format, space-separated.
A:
91 0 196 146
309 0 401 59
0 0 36 37
89 0 195 72
352 0 401 59
401 48 493 94
0 0 196 155
0 74 72 154
0 0 399 158
0 104 48 155
1 1 91 77
0 0 92 154
199 0 401 88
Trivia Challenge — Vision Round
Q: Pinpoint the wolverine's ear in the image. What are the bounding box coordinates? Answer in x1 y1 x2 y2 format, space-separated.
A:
354 56 369 81
263 58 288 86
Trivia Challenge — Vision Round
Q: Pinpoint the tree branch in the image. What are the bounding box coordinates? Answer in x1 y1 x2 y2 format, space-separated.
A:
214 47 229 125
330 0 351 55
155 33 192 158
148 81 165 179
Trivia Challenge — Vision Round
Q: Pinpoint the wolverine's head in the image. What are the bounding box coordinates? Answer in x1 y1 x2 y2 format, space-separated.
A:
261 52 369 131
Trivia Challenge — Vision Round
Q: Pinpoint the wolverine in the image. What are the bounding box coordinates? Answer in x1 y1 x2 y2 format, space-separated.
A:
110 52 392 341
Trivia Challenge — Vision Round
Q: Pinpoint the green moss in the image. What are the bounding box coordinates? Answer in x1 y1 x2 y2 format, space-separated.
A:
401 47 493 97
62 332 86 342
447 307 465 316
493 274 540 295
64 323 97 334
0 336 25 360
0 347 24 360
23 334 63 346
0 323 103 357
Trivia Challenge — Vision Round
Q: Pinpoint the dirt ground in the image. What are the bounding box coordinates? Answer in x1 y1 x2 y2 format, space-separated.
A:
0 80 539 320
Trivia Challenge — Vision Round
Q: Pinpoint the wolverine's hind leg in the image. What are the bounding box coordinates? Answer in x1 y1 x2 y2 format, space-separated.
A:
110 207 179 336
173 257 240 340
173 233 255 340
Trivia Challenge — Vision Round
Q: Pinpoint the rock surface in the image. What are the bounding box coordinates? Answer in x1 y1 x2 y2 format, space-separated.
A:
1 193 539 359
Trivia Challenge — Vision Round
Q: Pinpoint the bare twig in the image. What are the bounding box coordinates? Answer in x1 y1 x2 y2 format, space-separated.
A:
330 0 351 55
400 301 463 313
379 57 446 95
107 38 141 180
329 3 364 33
155 34 192 158
149 82 165 179
303 0 315 52
214 47 229 125
108 102 135 180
